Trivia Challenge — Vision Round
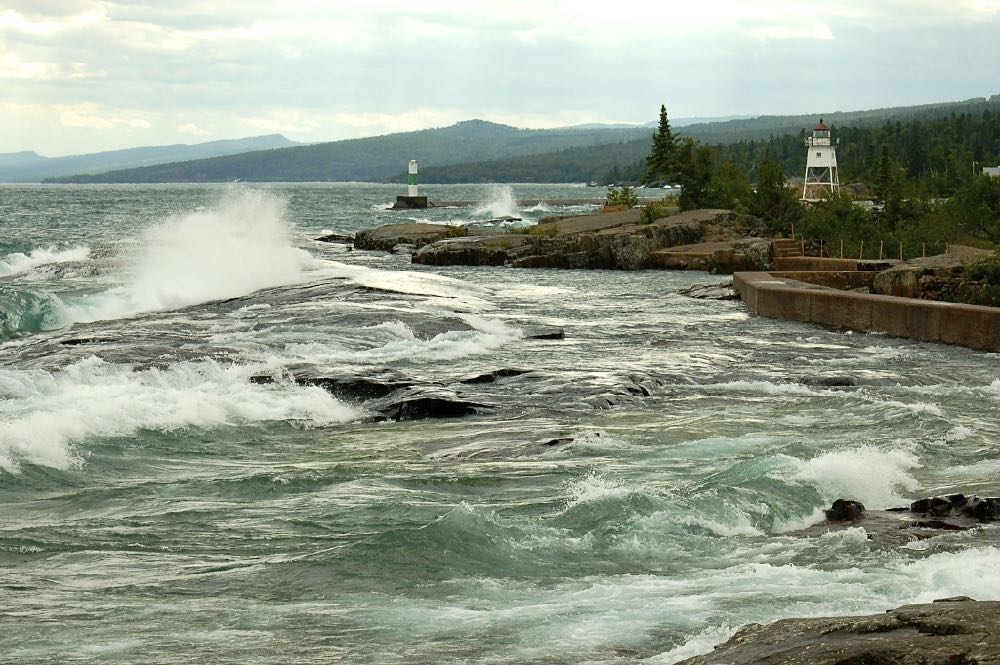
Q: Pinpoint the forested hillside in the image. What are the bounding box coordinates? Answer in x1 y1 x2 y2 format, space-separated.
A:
46 121 649 183
2 135 300 183
43 95 1000 184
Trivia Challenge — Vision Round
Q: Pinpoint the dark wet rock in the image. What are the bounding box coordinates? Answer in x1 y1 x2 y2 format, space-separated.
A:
355 223 465 252
803 375 859 387
824 498 866 521
540 437 574 447
524 327 565 340
677 282 740 300
911 494 1000 521
59 337 112 346
460 368 532 384
794 494 999 545
250 366 415 401
676 598 1000 665
367 387 489 421
314 233 354 244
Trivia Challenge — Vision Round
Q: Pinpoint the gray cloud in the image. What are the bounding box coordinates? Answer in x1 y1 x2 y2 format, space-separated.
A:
3 1 999 155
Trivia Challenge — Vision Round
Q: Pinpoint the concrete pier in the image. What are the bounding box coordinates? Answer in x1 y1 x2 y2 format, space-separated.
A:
734 271 1000 352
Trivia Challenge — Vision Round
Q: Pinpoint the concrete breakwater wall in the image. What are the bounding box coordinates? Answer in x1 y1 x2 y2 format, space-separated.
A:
734 271 1000 352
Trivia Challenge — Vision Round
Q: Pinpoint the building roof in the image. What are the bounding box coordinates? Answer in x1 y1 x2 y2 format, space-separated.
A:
814 119 829 131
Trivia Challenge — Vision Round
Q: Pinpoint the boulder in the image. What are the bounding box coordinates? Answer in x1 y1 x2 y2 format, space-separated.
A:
249 366 414 401
355 223 465 252
872 246 994 302
791 494 1000 545
314 233 354 244
366 387 489 421
676 599 1000 665
412 235 534 266
677 282 740 300
650 238 771 273
460 368 532 384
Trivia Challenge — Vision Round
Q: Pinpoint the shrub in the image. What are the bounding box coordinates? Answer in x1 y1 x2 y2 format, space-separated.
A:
605 185 639 208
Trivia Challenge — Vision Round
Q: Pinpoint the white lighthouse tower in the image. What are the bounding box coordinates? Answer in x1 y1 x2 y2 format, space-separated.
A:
802 119 840 201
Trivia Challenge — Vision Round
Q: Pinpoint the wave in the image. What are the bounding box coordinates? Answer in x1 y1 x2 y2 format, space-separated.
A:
0 246 91 277
472 184 518 219
56 187 325 326
779 446 920 510
0 286 67 340
283 313 522 365
0 356 358 474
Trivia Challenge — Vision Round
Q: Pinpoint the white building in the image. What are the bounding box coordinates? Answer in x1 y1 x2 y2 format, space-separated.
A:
802 119 840 201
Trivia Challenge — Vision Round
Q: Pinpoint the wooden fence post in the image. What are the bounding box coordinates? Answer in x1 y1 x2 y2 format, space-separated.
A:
859 240 864 260
840 238 844 259
898 241 903 261
879 240 884 260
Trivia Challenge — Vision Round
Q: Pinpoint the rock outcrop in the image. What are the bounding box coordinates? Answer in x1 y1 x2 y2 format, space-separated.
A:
677 598 1000 665
354 223 465 252
872 246 996 304
792 495 1000 545
408 208 760 271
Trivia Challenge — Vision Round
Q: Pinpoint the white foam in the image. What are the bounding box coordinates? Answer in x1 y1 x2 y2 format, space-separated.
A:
473 184 518 219
780 446 920 509
57 188 325 325
649 625 738 664
564 471 632 508
0 246 91 277
946 425 973 441
283 314 521 364
705 380 822 396
0 356 358 473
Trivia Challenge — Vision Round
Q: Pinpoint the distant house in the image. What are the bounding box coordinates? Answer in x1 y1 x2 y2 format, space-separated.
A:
984 166 1000 178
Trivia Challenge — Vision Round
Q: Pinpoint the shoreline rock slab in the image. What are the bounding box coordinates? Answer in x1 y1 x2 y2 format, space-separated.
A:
355 223 464 252
677 598 1000 665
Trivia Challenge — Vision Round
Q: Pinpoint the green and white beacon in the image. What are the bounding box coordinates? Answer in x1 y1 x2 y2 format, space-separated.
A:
392 159 429 209
408 160 419 197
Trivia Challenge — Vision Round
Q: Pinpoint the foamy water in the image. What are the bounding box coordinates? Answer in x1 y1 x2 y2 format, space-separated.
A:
2 183 998 665
57 188 326 325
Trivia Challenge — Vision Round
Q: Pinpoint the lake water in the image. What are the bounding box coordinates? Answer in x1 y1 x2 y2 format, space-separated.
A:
2 182 998 663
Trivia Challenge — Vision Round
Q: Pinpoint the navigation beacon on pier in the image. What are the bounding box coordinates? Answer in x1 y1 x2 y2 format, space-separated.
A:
801 119 840 201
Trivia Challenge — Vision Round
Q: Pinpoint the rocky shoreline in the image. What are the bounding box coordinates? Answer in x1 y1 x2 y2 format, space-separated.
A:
678 494 1000 663
330 208 775 273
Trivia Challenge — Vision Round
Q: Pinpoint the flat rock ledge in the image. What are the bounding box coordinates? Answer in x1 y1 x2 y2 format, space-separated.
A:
354 223 465 252
406 209 772 272
677 598 1000 665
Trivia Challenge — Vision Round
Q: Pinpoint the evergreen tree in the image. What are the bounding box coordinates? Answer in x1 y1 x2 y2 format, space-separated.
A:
674 138 714 210
643 104 677 184
751 157 802 234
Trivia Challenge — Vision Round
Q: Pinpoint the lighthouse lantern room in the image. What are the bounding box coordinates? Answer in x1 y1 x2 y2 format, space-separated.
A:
802 119 840 201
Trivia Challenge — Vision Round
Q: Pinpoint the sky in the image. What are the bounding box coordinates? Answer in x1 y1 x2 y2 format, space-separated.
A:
2 0 999 156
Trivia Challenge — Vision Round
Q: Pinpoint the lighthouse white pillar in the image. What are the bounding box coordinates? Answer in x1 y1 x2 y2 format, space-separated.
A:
408 160 418 197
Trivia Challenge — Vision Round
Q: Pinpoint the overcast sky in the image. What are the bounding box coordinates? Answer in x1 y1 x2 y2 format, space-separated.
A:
3 0 999 156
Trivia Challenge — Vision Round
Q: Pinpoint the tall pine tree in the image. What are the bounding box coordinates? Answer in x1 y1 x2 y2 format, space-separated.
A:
644 104 677 184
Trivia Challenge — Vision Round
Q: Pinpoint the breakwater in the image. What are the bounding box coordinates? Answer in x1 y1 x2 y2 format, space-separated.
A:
734 270 1000 352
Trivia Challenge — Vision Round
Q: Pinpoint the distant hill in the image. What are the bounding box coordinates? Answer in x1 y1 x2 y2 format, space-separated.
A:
43 95 1000 184
1 134 301 183
45 120 651 184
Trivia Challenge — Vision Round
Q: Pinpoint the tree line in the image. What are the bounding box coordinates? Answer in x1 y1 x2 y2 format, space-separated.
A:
638 103 1000 258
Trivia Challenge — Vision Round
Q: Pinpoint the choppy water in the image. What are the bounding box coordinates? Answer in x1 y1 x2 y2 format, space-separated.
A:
1 183 998 664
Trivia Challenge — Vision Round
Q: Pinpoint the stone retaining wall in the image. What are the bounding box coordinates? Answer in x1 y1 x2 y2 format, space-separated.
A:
734 271 1000 352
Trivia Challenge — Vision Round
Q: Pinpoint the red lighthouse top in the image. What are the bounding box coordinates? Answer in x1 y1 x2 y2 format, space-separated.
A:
814 119 829 131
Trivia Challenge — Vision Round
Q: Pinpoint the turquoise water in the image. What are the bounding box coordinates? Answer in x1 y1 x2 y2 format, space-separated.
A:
1 183 998 663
